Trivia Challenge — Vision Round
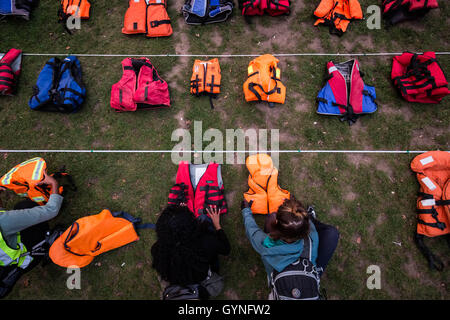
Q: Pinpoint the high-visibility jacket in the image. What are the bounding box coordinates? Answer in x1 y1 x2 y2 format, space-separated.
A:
0 0 38 20
243 54 286 107
410 151 450 271
168 162 227 219
240 0 290 16
190 59 221 108
0 157 59 205
317 59 377 125
122 0 173 38
383 0 439 25
314 0 363 35
392 52 449 104
110 57 170 112
49 210 144 268
244 154 290 215
0 48 22 96
0 227 33 269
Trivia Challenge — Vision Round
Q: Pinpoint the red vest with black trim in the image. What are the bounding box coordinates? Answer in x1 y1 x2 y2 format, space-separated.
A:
383 0 438 25
241 0 290 16
0 48 22 96
110 57 170 112
168 162 227 219
392 52 449 104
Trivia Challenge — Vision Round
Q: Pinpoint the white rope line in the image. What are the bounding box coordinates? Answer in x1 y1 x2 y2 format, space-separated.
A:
21 52 450 58
1 149 447 154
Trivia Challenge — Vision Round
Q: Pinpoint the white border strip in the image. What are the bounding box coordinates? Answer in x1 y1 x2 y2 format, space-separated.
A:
0 150 447 154
20 52 450 58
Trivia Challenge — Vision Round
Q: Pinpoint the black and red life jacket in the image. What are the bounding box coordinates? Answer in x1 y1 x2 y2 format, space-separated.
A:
110 57 170 112
168 162 227 220
239 0 290 16
391 52 449 104
382 0 439 25
0 48 22 96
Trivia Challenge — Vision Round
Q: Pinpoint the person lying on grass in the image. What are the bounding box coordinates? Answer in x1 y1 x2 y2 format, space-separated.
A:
151 204 230 300
0 172 63 299
241 196 339 298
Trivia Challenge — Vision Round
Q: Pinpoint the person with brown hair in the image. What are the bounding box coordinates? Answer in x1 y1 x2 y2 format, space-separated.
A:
241 195 339 283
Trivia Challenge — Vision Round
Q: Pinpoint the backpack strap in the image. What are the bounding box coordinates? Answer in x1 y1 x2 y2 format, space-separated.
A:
300 235 312 260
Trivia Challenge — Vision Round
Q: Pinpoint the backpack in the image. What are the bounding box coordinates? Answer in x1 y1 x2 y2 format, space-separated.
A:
270 236 322 300
163 284 201 300
29 56 86 113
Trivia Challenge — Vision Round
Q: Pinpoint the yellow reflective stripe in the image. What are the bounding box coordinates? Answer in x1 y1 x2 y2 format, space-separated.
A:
31 196 46 202
1 167 18 185
18 157 42 167
276 68 281 79
31 160 45 181
248 65 253 75
17 193 28 197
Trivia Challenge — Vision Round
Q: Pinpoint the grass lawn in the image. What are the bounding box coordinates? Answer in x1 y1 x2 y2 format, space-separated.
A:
0 0 449 299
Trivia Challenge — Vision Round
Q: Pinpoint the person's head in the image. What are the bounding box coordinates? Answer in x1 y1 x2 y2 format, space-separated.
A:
269 196 310 243
151 204 209 286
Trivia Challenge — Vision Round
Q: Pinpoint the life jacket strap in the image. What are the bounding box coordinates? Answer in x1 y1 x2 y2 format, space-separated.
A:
414 232 444 271
150 19 171 28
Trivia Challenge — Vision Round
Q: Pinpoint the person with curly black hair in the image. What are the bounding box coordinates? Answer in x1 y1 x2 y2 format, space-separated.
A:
151 204 230 299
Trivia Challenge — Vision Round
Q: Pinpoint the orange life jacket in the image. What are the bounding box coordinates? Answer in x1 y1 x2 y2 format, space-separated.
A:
190 59 221 108
49 209 148 268
243 54 286 108
314 0 363 35
244 154 290 214
59 0 91 20
0 157 64 205
410 151 450 270
122 0 173 38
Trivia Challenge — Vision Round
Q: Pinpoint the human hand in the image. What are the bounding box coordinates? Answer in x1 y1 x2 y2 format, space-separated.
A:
206 205 222 230
241 199 253 210
37 172 59 194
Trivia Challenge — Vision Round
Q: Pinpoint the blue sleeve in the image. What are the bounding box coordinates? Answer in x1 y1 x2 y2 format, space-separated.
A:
241 207 268 255
0 194 64 236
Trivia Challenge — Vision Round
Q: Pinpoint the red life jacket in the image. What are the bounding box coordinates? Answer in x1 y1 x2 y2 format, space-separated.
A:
391 52 449 104
110 57 170 112
383 0 438 13
241 0 290 16
168 162 227 219
0 48 22 96
383 0 439 25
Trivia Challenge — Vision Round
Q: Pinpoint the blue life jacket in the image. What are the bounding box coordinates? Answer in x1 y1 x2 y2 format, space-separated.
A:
182 0 234 25
29 56 86 113
316 59 377 125
0 0 38 20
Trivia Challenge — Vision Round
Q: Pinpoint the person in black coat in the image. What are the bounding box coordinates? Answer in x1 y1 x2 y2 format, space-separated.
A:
151 204 230 299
